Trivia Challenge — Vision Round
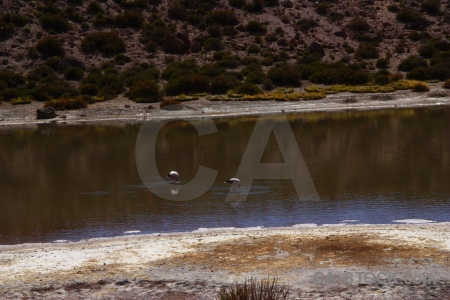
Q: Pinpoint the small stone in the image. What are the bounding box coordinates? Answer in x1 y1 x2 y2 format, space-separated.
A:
36 107 56 119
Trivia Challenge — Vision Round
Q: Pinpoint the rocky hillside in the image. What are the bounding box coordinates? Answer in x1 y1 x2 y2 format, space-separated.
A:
1 0 450 104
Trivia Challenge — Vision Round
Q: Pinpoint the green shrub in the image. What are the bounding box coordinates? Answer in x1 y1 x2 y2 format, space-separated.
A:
245 20 267 35
347 17 370 32
44 97 88 110
0 70 25 87
29 79 77 101
411 82 429 92
127 80 160 103
0 19 15 39
297 18 319 33
36 36 65 58
216 277 289 300
316 3 328 15
114 53 131 65
68 0 85 5
97 73 124 99
388 4 399 13
262 78 275 90
396 8 429 29
247 44 260 54
121 63 159 87
207 9 239 26
264 0 279 7
230 82 262 95
168 1 187 20
418 43 436 58
87 1 103 14
80 67 124 99
0 13 29 39
217 57 240 69
79 83 98 96
204 37 224 51
1 13 29 27
26 65 58 82
39 14 71 33
245 0 265 13
356 43 379 59
0 88 21 102
398 55 428 72
229 0 245 8
199 63 224 78
421 0 441 15
210 74 240 94
165 74 210 95
305 62 372 85
162 59 200 80
65 7 85 23
245 69 267 84
64 66 84 80
268 66 301 87
376 57 390 69
406 67 430 80
424 64 450 81
114 10 144 28
141 18 172 49
208 24 224 38
81 31 126 56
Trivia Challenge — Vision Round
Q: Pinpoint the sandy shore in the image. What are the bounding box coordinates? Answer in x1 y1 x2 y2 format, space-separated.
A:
1 85 450 127
0 223 449 299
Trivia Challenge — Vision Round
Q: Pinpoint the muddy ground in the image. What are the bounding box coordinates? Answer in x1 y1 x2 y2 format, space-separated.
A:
0 223 449 299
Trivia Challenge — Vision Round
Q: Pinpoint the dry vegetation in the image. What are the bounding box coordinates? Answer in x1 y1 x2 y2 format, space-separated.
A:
1 0 450 108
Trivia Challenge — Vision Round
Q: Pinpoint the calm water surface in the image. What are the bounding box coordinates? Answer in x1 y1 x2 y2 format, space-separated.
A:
1 107 450 244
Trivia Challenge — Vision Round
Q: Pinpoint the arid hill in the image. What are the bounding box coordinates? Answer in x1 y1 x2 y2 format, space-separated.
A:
1 0 450 104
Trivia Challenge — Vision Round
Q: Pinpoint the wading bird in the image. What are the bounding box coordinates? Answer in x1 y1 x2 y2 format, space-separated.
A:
225 178 242 193
168 171 179 184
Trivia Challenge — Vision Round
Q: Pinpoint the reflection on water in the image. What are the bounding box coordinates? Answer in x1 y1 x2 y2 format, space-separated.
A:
1 107 450 244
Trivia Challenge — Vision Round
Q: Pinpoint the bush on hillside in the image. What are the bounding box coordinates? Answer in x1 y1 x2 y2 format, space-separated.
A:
230 82 262 95
245 20 267 35
39 14 71 33
81 31 126 56
268 66 301 87
210 74 240 94
347 17 371 32
127 80 161 103
114 10 144 28
165 74 210 95
36 36 65 58
398 55 428 72
207 9 239 26
421 0 441 15
0 70 25 88
396 8 429 30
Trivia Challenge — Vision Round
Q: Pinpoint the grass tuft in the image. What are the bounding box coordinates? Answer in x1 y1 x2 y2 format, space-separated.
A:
216 277 289 300
11 96 32 105
411 82 429 92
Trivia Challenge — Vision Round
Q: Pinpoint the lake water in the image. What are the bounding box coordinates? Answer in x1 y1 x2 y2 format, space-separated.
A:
1 107 450 244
